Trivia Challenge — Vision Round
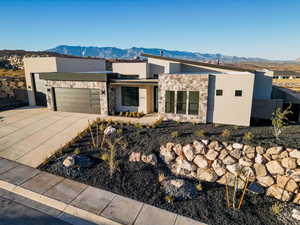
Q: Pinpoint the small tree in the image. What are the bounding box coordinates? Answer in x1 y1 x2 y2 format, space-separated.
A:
271 105 292 140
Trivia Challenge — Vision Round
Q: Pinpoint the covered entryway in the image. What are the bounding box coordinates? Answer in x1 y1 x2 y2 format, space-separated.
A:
32 73 47 106
54 88 101 114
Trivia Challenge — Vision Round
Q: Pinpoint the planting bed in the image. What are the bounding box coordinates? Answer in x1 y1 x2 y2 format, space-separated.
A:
40 120 300 225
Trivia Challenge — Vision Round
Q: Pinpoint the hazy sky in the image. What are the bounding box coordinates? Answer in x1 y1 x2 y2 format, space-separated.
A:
1 0 300 60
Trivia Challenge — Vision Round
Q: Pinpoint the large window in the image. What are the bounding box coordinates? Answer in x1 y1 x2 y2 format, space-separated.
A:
121 87 139 106
188 91 199 115
165 91 175 113
176 91 187 114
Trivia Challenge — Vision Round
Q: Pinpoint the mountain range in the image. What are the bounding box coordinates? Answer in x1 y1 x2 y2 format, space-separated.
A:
47 45 275 63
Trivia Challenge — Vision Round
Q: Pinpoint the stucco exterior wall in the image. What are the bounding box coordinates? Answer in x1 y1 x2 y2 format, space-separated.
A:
44 80 108 115
251 98 283 120
207 73 254 126
24 57 106 106
158 74 209 122
112 62 149 79
253 70 273 99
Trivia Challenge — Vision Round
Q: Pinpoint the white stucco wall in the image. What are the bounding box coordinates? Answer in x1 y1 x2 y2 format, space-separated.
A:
112 62 149 79
207 73 255 126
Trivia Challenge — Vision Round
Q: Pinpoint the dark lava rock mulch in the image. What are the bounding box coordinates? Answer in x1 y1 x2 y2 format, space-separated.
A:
40 120 300 225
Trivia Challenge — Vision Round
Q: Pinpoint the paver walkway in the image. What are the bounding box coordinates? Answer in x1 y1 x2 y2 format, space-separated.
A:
0 107 158 168
0 157 206 225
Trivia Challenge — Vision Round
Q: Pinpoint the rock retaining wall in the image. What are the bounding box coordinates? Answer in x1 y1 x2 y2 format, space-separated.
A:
160 140 300 204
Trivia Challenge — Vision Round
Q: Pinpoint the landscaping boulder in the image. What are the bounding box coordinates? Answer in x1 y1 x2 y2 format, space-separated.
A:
129 152 141 162
226 163 240 175
289 149 300 159
219 149 228 160
292 209 300 221
266 146 283 155
212 159 226 176
197 168 218 182
193 155 208 168
205 149 219 160
183 144 195 161
276 175 298 193
160 146 176 163
256 176 274 187
294 194 300 204
173 144 183 156
255 146 265 154
162 179 198 200
267 185 293 201
254 163 267 177
104 126 116 136
193 140 206 154
281 157 297 169
239 157 253 167
222 155 236 165
229 148 242 159
266 160 285 175
233 143 243 149
63 156 75 168
176 157 197 171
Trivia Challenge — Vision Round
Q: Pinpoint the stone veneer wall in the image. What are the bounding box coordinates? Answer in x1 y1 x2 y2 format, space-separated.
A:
108 86 117 115
158 74 209 123
45 80 108 115
160 140 300 204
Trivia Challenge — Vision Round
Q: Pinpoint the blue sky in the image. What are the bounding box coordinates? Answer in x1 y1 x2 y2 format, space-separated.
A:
1 0 300 60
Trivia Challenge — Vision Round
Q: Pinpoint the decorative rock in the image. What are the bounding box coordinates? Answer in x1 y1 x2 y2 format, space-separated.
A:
219 149 228 160
297 159 300 166
232 143 243 149
289 149 300 159
239 157 253 167
166 142 175 151
276 175 298 193
212 159 226 176
63 156 75 168
279 151 289 159
160 146 176 163
205 149 219 160
255 154 266 164
256 146 265 154
193 140 206 154
287 169 300 182
292 209 300 221
183 144 195 161
226 145 233 151
209 141 223 151
162 179 198 200
141 153 157 166
246 152 256 159
226 163 241 175
256 176 275 187
193 155 208 168
217 172 245 189
254 163 267 177
293 194 300 204
266 146 283 155
243 145 255 154
281 157 297 169
104 126 116 136
266 160 285 175
229 148 242 159
129 152 141 162
201 139 209 146
271 154 280 160
267 185 292 201
197 168 218 182
173 144 183 156
176 158 197 171
223 155 236 165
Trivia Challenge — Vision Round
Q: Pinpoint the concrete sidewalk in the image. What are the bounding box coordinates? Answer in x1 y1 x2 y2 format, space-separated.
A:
0 107 158 168
0 157 206 225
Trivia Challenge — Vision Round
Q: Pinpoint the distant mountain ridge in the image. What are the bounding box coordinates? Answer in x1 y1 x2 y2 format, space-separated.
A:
47 45 273 63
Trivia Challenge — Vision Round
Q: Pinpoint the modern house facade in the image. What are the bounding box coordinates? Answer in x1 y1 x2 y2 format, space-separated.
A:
24 54 276 126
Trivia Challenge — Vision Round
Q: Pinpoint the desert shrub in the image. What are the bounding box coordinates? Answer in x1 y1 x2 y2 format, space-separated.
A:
195 183 203 191
134 123 142 129
104 136 124 177
271 202 284 215
171 131 180 138
271 105 292 140
165 195 174 204
73 148 81 155
100 152 109 161
194 129 205 137
221 129 231 138
243 131 254 141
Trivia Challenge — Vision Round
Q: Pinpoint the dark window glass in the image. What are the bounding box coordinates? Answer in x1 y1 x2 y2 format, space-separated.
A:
176 91 187 114
121 87 139 106
216 89 223 96
188 91 199 115
165 91 175 113
235 90 242 97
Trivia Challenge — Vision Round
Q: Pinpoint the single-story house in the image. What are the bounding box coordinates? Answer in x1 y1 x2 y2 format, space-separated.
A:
24 54 278 126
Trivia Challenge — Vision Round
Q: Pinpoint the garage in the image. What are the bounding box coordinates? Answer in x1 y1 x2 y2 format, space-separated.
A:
54 88 101 114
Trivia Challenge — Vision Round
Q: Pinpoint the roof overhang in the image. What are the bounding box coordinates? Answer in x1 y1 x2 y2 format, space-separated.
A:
39 72 109 82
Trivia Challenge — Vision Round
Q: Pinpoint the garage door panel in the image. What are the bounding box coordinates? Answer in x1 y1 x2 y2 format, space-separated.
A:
55 88 100 114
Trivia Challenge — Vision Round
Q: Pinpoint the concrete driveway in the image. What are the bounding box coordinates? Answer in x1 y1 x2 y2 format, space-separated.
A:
0 107 99 168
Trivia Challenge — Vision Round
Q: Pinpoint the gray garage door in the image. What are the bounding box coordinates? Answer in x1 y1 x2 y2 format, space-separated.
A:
54 88 100 114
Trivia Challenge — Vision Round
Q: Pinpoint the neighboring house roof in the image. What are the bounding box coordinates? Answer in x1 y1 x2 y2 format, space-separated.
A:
273 70 300 76
141 53 256 73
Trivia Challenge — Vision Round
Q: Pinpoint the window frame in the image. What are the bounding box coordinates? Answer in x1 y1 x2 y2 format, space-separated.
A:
235 90 243 97
188 91 199 115
165 91 175 113
121 86 139 107
216 89 223 96
176 91 187 114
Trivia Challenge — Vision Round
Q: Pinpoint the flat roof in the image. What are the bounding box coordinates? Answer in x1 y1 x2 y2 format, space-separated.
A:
39 72 109 82
141 53 256 73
